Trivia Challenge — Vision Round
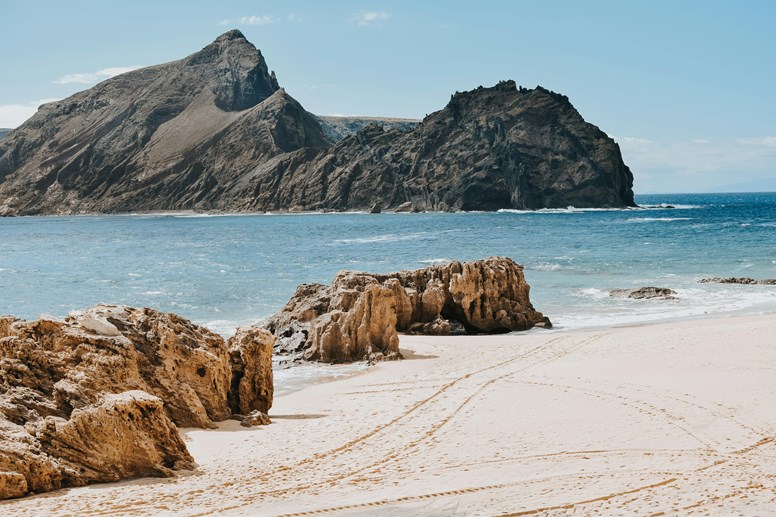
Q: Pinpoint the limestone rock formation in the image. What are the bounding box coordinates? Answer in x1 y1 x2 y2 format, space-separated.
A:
0 32 634 215
264 257 550 362
227 326 274 415
0 30 330 216
699 277 776 285
0 304 274 499
609 287 678 299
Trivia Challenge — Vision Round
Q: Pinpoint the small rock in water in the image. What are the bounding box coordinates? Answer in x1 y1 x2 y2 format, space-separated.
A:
609 287 677 300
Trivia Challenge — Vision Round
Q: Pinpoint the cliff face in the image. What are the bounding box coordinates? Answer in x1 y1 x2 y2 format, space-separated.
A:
0 31 634 215
239 81 635 212
0 30 330 215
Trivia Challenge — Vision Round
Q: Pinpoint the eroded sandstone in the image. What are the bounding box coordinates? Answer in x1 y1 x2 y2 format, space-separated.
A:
264 257 550 362
0 305 274 499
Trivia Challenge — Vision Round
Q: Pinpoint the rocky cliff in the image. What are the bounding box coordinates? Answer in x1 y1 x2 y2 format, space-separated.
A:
0 30 330 215
264 257 550 362
0 305 274 499
0 31 634 215
239 81 635 212
0 129 10 140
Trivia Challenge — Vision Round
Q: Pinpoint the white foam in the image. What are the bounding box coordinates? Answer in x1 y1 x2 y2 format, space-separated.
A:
419 258 453 265
625 217 692 222
335 232 426 244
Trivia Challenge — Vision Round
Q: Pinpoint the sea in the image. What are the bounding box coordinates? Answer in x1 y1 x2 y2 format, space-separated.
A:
2 192 775 391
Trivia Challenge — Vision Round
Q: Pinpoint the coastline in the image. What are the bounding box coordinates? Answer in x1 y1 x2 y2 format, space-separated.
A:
4 313 776 515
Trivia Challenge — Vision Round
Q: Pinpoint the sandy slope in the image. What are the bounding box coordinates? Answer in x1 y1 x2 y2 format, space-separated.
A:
4 315 776 515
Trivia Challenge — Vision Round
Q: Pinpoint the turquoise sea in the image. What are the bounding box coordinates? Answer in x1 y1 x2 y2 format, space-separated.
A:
2 192 775 336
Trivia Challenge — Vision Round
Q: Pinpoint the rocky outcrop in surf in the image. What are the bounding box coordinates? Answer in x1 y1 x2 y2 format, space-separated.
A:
0 305 274 499
699 277 776 285
609 287 678 299
263 257 550 362
0 32 634 215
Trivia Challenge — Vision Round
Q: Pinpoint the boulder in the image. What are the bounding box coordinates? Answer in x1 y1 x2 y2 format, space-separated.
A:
369 202 382 214
394 201 414 213
0 304 275 499
609 287 678 300
264 257 550 362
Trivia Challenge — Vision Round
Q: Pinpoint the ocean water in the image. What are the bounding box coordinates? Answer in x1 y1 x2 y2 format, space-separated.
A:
1 192 775 336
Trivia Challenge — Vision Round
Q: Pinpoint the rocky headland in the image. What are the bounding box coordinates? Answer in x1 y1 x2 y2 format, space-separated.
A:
0 31 635 215
0 305 274 499
263 257 550 362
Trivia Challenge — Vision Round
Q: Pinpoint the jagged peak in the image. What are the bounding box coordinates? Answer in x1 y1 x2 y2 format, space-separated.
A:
214 29 247 43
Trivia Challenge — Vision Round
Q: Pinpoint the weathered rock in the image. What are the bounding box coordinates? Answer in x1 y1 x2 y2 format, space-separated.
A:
244 81 635 212
609 287 678 300
369 202 382 214
0 129 10 140
227 326 274 415
0 30 330 216
237 410 272 427
699 277 776 285
0 33 634 216
394 201 414 213
0 304 274 499
264 257 550 362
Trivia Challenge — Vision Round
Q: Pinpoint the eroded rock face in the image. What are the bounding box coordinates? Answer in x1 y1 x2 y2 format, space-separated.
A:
243 81 635 212
0 30 330 216
227 326 274 415
264 257 550 362
0 304 274 499
609 287 678 300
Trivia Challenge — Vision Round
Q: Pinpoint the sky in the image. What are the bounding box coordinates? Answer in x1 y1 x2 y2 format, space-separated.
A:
0 0 774 194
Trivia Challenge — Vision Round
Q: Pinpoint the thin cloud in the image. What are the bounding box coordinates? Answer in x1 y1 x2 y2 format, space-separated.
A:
54 66 141 85
0 98 61 128
351 11 389 26
239 15 275 26
735 136 776 147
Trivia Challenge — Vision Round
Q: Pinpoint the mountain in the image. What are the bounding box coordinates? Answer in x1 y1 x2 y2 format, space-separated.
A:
315 116 419 141
0 31 634 215
0 129 11 140
226 81 635 211
0 30 330 215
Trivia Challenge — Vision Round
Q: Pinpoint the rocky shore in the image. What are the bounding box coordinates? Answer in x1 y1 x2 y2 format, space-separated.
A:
0 305 273 499
0 257 547 499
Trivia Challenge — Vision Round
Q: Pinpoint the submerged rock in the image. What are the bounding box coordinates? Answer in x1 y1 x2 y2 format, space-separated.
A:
0 304 274 499
609 287 678 300
263 257 550 362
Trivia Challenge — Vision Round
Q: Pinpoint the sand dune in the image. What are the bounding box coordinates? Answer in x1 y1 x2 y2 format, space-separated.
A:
4 314 776 515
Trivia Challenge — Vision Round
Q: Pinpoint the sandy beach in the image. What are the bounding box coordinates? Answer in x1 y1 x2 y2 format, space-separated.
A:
4 313 776 515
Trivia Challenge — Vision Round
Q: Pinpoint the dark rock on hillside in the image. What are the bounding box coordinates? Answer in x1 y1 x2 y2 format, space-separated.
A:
263 257 550 363
236 81 635 212
0 30 330 216
315 116 419 141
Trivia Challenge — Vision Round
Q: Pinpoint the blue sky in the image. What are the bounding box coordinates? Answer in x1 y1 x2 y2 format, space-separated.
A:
1 0 774 193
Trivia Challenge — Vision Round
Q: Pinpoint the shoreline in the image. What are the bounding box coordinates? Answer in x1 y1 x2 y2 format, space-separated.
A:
4 312 776 514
